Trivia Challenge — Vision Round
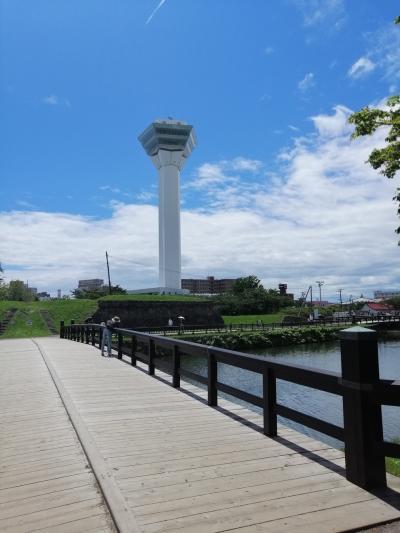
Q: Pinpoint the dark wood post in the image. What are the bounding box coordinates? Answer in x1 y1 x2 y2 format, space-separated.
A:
60 321 65 339
172 345 180 388
99 326 103 349
71 320 75 340
208 350 217 406
91 326 96 346
131 336 137 366
117 333 123 360
148 339 155 375
85 325 90 344
339 326 386 489
263 367 277 437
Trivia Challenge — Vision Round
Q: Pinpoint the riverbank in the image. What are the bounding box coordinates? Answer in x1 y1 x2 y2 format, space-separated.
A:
182 325 342 350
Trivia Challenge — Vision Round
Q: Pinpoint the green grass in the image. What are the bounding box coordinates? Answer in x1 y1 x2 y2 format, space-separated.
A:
100 294 209 302
1 308 50 338
0 300 98 338
386 439 400 477
222 311 288 324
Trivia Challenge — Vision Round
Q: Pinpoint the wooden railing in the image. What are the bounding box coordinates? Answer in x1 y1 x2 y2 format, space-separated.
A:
60 320 400 491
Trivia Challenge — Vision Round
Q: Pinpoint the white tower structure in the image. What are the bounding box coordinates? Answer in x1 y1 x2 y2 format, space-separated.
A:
138 119 197 291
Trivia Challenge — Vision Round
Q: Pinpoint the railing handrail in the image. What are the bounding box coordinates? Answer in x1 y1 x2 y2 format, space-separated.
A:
61 320 400 491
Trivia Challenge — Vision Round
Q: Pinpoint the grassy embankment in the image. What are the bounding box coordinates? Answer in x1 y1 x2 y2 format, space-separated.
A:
221 311 288 324
0 294 209 338
0 300 98 338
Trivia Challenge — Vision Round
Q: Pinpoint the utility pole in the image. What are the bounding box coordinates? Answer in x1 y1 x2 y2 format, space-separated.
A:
105 251 112 295
338 288 343 310
310 285 314 319
316 280 324 302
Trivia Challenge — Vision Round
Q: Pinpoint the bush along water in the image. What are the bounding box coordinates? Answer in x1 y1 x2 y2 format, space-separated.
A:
182 326 341 350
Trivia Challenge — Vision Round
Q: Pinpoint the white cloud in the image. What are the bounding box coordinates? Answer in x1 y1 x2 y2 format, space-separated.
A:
264 46 274 55
298 72 315 92
311 104 352 137
293 0 347 29
347 57 376 79
42 94 71 107
288 125 300 132
352 23 400 86
1 102 399 298
100 185 121 194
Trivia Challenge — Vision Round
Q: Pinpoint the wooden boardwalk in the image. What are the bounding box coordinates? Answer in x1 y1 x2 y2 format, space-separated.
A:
1 337 400 532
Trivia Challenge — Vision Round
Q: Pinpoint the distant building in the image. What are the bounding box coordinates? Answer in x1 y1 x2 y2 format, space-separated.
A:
313 300 331 308
78 279 104 292
278 283 294 300
37 291 51 301
374 290 400 300
57 289 61 299
360 302 393 316
24 283 37 296
181 276 237 295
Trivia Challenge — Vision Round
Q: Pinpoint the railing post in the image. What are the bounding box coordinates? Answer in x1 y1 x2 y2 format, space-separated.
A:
148 339 155 375
91 326 96 346
85 325 90 344
60 320 65 339
131 336 137 366
117 333 123 360
339 326 386 489
172 345 180 388
208 350 217 406
263 367 277 436
70 320 75 340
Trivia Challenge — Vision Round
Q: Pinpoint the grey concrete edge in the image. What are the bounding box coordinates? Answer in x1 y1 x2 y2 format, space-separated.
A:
32 338 142 533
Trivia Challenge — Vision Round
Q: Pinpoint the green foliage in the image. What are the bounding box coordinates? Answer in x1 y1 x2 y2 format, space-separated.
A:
0 299 98 337
215 279 292 316
232 275 262 294
348 17 400 234
72 284 127 299
222 311 289 324
7 280 35 302
182 326 341 350
386 439 400 477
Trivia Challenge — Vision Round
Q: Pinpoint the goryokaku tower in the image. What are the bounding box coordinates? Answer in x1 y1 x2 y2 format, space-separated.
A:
138 119 197 291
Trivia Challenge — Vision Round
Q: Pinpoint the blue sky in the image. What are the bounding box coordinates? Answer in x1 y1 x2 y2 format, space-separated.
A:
1 1 400 299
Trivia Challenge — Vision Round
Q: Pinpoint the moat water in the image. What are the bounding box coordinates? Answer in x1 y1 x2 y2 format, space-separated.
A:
181 339 400 448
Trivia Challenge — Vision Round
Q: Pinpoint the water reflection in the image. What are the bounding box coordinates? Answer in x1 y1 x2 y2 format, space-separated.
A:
181 340 400 447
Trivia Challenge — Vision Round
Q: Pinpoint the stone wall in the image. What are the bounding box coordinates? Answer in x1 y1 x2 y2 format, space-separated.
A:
92 300 224 328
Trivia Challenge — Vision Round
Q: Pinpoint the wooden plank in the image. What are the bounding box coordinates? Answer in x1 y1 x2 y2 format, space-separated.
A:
28 337 400 533
0 339 115 533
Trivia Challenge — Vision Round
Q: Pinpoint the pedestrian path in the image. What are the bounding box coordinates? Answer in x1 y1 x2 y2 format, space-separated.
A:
1 337 400 532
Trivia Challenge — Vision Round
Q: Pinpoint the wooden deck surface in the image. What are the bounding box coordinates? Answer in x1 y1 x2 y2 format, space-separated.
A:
1 337 400 533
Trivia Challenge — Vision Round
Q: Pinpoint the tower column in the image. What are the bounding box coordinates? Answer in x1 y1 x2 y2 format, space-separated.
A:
158 161 181 289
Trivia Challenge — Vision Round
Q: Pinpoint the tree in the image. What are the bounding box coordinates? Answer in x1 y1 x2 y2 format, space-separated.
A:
8 280 34 301
232 275 263 295
72 284 127 299
348 16 400 233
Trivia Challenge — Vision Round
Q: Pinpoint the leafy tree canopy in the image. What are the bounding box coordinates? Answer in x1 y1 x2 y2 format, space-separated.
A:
232 275 263 294
348 16 400 234
72 284 127 299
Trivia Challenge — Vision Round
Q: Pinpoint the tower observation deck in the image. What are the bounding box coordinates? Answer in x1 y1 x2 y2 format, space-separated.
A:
138 119 197 291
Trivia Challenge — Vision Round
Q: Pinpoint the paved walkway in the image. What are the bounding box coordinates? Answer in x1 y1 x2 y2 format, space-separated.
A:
1 337 400 532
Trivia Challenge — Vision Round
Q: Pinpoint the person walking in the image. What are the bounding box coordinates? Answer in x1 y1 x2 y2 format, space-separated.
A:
101 319 114 357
